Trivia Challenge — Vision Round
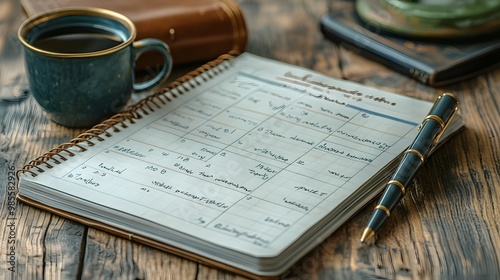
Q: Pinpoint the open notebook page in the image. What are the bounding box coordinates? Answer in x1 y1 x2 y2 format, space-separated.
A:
19 53 437 274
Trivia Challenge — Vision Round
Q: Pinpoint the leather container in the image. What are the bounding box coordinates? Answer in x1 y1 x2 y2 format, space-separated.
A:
21 0 248 68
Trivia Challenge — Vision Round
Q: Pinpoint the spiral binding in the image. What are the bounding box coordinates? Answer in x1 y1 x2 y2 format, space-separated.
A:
16 51 239 180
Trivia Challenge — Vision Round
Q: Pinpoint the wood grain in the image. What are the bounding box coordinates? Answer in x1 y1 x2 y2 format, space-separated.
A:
1 0 500 278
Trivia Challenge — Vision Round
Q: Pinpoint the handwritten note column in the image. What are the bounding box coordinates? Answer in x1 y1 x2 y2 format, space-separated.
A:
59 71 417 249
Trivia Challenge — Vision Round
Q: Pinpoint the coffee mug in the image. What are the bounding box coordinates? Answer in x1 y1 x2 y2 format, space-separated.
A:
18 7 173 128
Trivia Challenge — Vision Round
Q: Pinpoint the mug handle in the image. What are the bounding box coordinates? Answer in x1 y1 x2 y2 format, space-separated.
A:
132 39 173 92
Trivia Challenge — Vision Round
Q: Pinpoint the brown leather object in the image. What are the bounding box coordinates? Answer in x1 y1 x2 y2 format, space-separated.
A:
20 0 248 67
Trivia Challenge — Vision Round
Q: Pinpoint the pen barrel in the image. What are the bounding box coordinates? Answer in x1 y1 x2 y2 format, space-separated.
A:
364 93 459 237
377 94 458 211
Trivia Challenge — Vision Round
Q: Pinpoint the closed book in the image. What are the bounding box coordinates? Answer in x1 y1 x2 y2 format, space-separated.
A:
319 2 500 87
21 0 248 68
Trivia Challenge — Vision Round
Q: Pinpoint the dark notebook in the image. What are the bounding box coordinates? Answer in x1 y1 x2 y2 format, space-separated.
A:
319 3 500 87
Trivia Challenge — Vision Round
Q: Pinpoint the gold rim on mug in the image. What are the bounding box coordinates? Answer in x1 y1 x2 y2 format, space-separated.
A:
18 7 137 58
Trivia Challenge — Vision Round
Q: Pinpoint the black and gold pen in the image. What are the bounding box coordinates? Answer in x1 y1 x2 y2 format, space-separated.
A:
360 93 459 243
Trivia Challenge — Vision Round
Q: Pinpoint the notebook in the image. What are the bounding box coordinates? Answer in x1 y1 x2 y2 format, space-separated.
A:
16 52 464 278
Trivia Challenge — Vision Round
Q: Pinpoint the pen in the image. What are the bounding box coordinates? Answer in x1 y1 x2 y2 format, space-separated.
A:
360 93 459 244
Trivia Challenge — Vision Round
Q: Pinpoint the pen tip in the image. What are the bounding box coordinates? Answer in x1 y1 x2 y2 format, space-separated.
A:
360 227 375 244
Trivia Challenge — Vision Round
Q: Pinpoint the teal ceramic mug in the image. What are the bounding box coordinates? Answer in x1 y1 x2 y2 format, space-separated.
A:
18 7 173 128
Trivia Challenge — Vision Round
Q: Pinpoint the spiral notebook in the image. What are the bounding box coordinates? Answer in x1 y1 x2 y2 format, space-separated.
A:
16 52 464 278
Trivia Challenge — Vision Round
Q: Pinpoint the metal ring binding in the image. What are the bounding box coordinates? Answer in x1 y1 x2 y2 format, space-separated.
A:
375 205 391 217
388 180 406 195
16 52 239 181
404 148 424 162
48 147 74 159
67 142 88 152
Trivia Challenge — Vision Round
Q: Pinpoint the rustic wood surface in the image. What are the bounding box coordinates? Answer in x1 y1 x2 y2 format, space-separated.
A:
1 0 499 279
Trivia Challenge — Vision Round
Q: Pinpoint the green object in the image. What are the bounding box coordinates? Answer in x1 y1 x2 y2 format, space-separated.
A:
356 0 500 38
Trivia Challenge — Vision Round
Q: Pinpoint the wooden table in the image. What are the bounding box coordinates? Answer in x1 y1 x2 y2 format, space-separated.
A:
1 0 499 278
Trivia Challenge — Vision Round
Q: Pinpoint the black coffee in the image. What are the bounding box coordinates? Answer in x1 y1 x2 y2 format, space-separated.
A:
33 33 122 53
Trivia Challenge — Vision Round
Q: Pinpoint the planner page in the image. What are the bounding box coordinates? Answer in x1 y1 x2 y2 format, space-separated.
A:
19 53 433 268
